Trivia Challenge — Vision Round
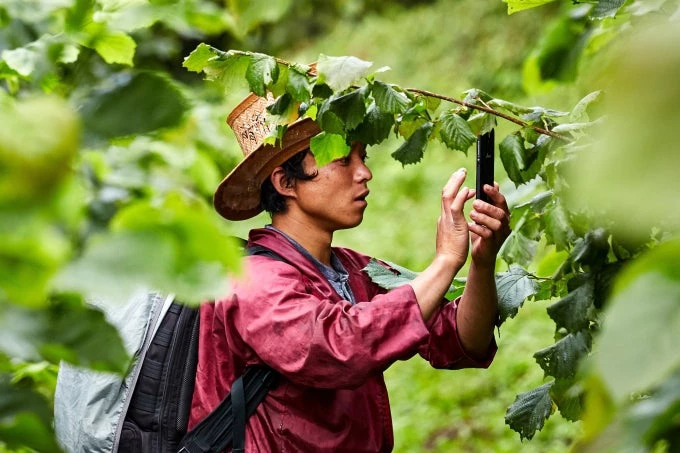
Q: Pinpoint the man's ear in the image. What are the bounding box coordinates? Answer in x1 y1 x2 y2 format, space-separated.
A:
270 167 297 199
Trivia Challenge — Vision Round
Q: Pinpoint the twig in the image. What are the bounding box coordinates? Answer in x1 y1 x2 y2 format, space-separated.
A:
406 88 567 141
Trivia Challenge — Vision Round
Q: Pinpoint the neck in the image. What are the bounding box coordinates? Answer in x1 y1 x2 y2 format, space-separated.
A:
271 215 333 265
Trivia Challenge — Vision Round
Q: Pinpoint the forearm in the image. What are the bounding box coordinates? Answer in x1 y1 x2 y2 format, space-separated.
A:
409 256 461 323
456 260 498 358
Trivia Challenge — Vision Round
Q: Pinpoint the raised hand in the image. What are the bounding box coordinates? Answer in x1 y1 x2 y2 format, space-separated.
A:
436 168 476 270
468 183 511 268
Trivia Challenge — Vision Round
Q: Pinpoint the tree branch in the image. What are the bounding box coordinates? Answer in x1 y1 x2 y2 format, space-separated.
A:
406 88 567 141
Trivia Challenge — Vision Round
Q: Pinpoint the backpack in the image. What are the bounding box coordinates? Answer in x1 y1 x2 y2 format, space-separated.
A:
54 246 280 453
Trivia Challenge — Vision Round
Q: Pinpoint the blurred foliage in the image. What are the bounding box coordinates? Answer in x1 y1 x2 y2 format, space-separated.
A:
2 0 679 451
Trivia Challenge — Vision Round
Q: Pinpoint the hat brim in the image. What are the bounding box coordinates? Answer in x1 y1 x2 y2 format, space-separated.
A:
214 118 321 221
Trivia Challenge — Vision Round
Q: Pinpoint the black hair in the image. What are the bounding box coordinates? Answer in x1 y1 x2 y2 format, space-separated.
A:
260 149 318 215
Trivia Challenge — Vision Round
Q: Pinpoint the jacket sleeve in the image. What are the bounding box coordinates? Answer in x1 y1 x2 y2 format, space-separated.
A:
222 257 430 389
417 297 497 369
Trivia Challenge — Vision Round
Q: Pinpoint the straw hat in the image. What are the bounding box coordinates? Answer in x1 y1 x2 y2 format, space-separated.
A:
214 93 321 220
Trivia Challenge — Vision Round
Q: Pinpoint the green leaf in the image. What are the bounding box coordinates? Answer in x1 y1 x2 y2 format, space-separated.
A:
500 133 527 186
391 121 433 166
266 93 292 116
316 99 345 135
371 80 410 114
183 43 219 72
534 331 592 380
92 30 136 65
286 63 313 102
570 90 603 122
39 294 129 372
467 112 497 136
627 369 680 444
495 265 540 324
593 0 627 18
542 198 575 251
505 381 555 440
1 46 39 76
570 228 610 267
596 252 680 401
228 0 293 37
438 112 476 154
0 374 60 452
246 53 279 97
325 87 367 132
551 379 583 422
362 258 464 300
81 71 188 138
0 96 79 201
55 193 241 304
500 230 538 267
310 132 350 167
316 54 373 92
348 103 393 146
547 277 596 333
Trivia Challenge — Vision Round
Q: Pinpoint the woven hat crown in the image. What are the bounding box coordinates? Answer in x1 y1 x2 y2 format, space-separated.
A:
214 92 320 221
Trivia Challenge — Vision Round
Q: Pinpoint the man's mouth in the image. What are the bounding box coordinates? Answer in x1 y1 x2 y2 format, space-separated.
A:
355 190 370 202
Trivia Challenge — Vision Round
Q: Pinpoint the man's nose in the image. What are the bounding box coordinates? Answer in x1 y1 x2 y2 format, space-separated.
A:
355 160 372 181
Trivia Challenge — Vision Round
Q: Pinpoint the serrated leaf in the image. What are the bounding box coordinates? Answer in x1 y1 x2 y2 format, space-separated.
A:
505 381 555 440
463 88 494 104
534 331 592 380
515 190 553 214
316 99 345 135
495 265 540 324
500 133 527 186
547 277 596 332
488 98 534 115
310 132 350 167
183 47 251 90
316 54 373 92
362 258 464 299
371 80 410 114
467 112 497 136
502 0 557 14
287 64 312 102
593 0 627 18
81 72 188 138
92 30 136 65
266 93 292 116
246 54 279 96
542 198 575 251
501 230 538 267
391 121 433 166
550 379 583 422
438 112 476 153
325 88 367 132
570 90 603 122
348 103 393 146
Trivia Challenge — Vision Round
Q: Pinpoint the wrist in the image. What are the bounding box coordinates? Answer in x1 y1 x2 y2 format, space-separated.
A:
433 254 464 277
470 256 496 274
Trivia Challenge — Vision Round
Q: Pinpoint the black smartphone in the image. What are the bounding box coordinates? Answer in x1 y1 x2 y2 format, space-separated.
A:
476 129 494 203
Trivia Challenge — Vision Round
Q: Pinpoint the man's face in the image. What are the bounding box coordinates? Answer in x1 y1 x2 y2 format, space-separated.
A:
291 143 372 232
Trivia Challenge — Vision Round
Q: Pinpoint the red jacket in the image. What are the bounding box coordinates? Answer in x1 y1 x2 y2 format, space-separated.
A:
189 228 495 452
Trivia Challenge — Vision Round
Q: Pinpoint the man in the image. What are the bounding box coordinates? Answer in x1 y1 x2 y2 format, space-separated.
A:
189 93 511 452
